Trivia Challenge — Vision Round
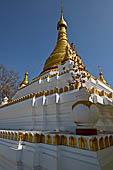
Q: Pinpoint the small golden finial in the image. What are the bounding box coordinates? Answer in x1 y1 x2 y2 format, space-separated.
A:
99 71 104 81
97 65 107 84
99 71 107 85
20 72 29 87
97 65 103 81
23 65 29 85
23 72 29 85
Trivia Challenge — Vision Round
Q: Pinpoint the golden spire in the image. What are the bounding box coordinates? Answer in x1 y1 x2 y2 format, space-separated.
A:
61 0 63 16
96 65 111 88
41 0 69 74
98 71 112 89
57 0 67 30
98 65 107 84
99 71 107 84
22 72 29 86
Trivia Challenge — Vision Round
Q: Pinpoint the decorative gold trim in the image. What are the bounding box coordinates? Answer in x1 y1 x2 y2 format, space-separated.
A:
43 90 46 96
69 84 74 91
64 86 68 92
91 88 95 94
99 90 105 96
50 89 54 94
108 92 113 98
59 88 63 93
75 82 79 89
72 100 93 110
54 87 58 93
95 90 99 95
1 130 111 151
46 91 50 96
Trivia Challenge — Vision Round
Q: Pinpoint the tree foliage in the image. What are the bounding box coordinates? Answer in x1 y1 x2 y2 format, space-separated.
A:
0 64 20 101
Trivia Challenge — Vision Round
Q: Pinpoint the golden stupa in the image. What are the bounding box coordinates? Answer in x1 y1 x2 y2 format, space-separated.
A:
41 10 71 75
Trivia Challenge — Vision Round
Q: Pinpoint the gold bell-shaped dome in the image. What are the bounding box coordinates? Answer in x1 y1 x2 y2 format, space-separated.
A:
41 12 69 75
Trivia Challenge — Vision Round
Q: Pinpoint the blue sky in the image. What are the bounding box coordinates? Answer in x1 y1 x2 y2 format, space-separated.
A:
0 0 113 86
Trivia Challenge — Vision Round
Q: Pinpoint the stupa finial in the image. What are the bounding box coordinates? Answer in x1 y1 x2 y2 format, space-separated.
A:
23 72 29 85
61 0 63 16
97 64 101 73
97 65 107 85
57 0 67 30
20 72 29 87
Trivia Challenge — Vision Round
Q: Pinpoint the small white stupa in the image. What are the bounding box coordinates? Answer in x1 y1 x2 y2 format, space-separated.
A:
1 96 8 105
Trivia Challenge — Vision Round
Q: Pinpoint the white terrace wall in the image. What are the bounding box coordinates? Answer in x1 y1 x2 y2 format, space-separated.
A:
0 138 113 170
0 99 33 130
0 88 113 132
0 90 81 131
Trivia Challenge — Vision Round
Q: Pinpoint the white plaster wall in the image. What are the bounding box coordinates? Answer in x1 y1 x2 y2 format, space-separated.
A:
0 139 18 170
0 90 79 131
13 74 71 100
0 88 113 132
0 139 113 170
0 99 33 130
